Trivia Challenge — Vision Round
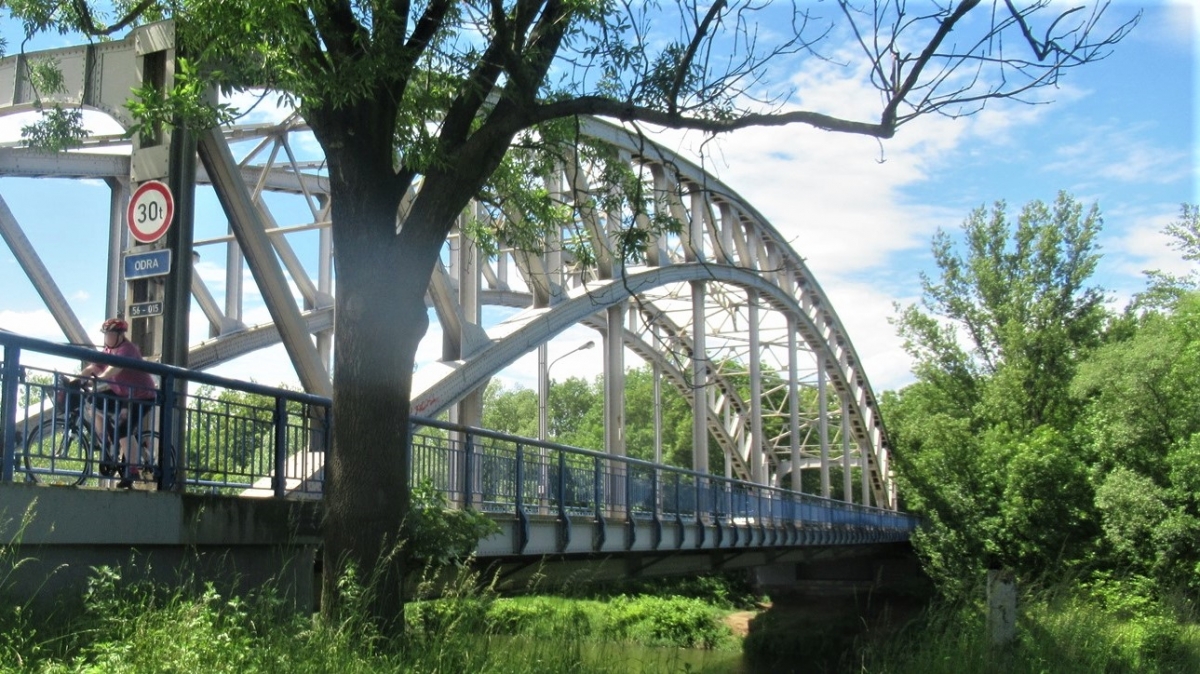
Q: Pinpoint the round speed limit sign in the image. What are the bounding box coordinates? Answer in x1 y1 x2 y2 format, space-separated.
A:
127 180 175 244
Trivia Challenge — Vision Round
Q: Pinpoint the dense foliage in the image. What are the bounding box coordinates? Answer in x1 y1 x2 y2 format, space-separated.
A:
887 198 1200 603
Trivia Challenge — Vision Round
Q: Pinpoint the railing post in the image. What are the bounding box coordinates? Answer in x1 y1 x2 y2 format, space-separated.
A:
673 472 683 549
624 459 635 550
727 483 737 543
712 479 724 549
1 345 20 483
273 397 287 498
157 372 180 491
515 442 529 554
650 468 661 550
556 450 571 552
593 456 606 551
463 432 475 509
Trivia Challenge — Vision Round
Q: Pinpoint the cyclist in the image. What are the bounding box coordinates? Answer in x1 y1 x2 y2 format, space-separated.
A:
80 318 157 488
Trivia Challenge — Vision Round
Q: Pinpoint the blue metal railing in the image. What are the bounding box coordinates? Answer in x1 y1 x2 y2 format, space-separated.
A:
1 332 330 495
1 332 919 538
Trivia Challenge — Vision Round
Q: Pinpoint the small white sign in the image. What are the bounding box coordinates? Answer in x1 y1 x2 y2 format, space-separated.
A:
127 180 175 244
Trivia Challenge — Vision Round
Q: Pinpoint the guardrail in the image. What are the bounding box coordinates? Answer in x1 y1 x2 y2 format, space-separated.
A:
1 332 919 541
1 332 329 495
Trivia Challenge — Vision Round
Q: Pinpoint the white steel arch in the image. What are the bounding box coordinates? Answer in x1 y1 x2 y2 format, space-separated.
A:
0 29 896 509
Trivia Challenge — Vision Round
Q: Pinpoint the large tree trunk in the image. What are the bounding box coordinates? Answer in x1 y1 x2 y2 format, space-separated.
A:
309 87 521 627
309 98 420 628
323 194 424 627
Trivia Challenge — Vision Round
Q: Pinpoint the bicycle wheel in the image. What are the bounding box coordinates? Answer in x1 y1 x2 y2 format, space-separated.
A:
23 419 89 485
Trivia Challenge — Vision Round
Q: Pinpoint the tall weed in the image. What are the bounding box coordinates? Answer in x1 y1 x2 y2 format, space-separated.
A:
856 582 1200 674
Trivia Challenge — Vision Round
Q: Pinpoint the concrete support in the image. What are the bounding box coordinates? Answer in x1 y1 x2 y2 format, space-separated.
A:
987 569 1018 647
0 484 320 616
454 230 483 428
604 303 626 458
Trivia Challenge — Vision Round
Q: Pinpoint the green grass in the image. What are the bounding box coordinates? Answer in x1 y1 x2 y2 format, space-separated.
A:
9 536 1200 674
0 561 743 673
853 591 1200 674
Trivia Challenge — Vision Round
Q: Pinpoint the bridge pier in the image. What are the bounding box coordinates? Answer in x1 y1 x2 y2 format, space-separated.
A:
753 541 928 602
0 484 321 615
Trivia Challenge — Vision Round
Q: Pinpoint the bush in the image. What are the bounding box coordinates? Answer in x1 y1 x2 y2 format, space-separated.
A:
602 595 731 650
484 597 593 638
406 480 501 568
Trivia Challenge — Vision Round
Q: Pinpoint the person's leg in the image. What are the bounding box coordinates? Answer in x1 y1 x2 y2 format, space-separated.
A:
117 399 155 488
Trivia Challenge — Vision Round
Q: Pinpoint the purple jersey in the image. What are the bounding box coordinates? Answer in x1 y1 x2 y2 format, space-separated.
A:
95 339 156 399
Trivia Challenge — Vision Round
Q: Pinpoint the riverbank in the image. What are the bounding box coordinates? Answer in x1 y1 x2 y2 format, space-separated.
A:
7 562 1200 673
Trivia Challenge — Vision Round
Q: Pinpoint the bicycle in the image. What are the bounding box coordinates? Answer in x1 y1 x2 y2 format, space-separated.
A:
22 374 168 488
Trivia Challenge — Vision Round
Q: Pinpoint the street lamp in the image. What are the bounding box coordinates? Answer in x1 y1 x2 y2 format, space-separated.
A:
538 340 595 442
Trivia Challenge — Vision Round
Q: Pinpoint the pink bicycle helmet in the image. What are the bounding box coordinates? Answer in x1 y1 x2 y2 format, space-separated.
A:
100 317 128 333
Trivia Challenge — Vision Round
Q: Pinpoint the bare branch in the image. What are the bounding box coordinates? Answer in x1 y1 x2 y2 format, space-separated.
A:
73 0 156 37
668 0 727 116
533 96 894 138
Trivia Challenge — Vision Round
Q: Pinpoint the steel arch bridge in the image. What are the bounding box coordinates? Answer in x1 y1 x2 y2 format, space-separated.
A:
0 22 897 510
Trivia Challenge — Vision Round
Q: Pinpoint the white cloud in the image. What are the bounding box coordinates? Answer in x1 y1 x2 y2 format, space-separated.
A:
223 90 295 127
1104 206 1195 281
1047 123 1191 187
0 308 67 340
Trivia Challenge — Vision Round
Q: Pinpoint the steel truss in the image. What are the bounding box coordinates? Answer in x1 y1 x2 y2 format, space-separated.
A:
0 25 896 508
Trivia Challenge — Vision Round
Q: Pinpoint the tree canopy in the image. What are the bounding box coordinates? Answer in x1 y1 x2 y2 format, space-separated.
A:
888 198 1200 601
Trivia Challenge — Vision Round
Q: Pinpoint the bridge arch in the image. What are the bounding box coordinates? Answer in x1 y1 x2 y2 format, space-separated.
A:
0 33 897 509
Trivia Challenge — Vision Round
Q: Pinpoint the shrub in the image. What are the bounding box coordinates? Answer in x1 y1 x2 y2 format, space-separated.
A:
602 595 731 649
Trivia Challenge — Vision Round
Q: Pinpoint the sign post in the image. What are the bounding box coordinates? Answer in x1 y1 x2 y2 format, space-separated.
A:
127 180 175 244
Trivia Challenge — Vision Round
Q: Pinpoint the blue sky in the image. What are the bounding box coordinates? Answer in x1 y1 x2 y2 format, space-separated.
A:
0 1 1194 394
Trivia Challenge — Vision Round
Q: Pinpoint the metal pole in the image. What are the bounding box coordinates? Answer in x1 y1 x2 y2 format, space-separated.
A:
748 290 763 485
161 125 196 369
538 343 549 442
787 318 800 493
543 340 595 441
843 406 853 503
819 364 830 499
105 177 129 320
691 281 708 475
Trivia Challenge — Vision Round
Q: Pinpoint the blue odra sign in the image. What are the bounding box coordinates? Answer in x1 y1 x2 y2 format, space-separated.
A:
124 250 172 279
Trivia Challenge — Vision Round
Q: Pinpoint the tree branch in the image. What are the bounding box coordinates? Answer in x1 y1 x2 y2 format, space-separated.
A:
310 0 369 59
532 96 895 138
876 0 981 132
668 0 727 116
73 0 156 37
